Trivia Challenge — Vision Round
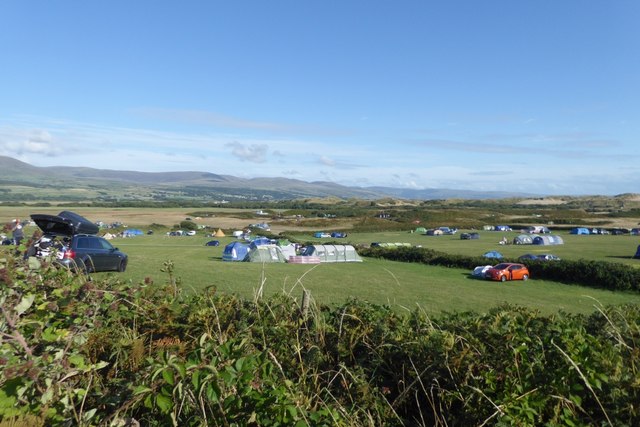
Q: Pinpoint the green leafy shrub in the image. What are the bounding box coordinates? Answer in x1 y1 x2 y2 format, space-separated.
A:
1 251 639 425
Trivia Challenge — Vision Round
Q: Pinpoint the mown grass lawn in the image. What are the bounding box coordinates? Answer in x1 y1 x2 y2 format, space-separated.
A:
107 233 640 316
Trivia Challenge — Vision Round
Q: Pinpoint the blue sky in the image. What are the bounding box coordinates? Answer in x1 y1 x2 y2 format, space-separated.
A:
1 1 638 196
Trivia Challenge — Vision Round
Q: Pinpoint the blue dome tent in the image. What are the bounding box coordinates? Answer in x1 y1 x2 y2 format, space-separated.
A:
122 229 144 237
222 242 250 261
483 250 503 259
570 227 590 235
533 235 564 245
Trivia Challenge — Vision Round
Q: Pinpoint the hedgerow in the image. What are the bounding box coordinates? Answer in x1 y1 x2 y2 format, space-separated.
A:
1 252 639 426
360 246 640 292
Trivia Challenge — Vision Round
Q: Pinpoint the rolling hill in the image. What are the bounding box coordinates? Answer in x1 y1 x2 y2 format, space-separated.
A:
0 155 532 202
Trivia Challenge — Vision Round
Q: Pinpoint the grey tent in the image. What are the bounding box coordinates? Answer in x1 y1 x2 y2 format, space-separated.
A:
301 244 363 263
276 240 297 260
244 245 287 263
513 234 534 245
533 235 564 245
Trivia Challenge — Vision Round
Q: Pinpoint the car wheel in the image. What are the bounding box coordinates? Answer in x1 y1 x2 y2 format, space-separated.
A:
500 275 507 282
522 274 529 281
25 245 37 258
83 258 95 274
118 259 127 272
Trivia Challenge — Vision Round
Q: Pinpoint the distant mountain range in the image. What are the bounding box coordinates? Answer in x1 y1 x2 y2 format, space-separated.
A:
0 155 532 201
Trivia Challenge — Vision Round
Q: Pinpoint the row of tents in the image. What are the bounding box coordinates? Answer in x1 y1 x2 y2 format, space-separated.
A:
222 241 363 263
513 234 564 245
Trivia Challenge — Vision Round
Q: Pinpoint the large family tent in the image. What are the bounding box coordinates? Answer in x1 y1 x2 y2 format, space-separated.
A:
245 245 287 263
634 245 640 259
570 227 590 235
222 242 250 261
533 235 564 245
276 239 297 259
249 237 272 248
301 244 362 263
513 234 534 245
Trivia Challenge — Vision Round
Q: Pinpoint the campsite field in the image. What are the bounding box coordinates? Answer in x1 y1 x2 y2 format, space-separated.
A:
3 205 640 316
88 232 640 316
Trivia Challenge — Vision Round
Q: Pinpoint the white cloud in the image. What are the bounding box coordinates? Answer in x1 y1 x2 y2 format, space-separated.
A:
319 155 336 167
0 128 61 157
226 142 268 163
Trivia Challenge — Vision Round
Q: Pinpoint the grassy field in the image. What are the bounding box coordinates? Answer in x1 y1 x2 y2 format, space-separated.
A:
86 232 640 316
289 229 640 266
3 206 640 316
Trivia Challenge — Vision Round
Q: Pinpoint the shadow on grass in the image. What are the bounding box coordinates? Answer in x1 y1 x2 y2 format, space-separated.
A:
464 273 487 281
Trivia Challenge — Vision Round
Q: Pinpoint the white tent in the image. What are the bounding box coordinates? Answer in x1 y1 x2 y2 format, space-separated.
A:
277 243 297 260
300 244 363 263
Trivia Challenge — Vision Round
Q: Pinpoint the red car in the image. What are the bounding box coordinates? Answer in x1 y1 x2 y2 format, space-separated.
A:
485 263 530 282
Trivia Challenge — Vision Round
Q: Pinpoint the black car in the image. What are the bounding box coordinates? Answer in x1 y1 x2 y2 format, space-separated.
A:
460 232 479 240
518 254 539 262
519 253 561 262
610 228 630 235
26 211 128 273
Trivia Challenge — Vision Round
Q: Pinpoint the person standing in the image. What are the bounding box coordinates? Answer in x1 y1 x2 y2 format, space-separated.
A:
12 219 24 246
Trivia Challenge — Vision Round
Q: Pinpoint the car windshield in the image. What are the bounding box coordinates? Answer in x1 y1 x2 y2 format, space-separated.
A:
493 263 509 269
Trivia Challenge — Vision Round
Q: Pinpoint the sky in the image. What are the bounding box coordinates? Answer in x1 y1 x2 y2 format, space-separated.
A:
1 1 638 196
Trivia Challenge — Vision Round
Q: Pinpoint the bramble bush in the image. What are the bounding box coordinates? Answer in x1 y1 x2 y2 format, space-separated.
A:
1 251 639 426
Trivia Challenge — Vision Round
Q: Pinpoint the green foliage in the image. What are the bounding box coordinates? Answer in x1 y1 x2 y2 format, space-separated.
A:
178 220 198 231
2 251 640 425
